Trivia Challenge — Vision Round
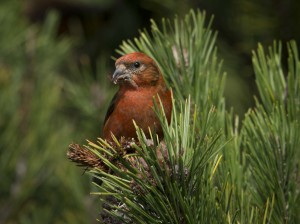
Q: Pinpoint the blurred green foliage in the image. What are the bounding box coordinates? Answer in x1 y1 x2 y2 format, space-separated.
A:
1 0 300 223
0 1 113 223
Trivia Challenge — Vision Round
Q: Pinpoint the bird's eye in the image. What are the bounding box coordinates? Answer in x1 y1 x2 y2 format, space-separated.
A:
133 61 140 68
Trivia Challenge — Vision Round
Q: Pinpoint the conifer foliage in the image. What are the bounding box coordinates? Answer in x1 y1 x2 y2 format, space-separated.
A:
68 10 300 223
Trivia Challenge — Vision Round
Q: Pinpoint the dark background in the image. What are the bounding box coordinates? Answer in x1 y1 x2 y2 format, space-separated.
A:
1 0 299 223
25 0 300 113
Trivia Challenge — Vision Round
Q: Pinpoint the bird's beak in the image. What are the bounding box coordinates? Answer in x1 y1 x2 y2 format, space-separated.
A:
112 67 131 84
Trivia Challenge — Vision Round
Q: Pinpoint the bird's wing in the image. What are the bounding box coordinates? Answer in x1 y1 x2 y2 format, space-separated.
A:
104 92 118 124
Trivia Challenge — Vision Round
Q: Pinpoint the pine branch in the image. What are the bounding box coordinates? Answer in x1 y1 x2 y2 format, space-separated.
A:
65 8 300 224
242 41 300 223
68 95 226 223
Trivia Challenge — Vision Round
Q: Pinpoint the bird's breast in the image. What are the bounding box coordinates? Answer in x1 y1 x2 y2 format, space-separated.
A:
103 87 171 141
117 89 158 121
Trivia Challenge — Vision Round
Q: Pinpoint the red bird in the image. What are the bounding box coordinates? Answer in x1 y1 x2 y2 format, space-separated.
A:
102 52 172 141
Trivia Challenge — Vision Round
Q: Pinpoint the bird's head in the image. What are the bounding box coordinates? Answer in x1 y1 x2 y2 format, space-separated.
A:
112 52 161 88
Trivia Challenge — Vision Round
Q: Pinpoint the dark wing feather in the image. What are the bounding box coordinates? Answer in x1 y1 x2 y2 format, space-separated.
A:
104 92 118 124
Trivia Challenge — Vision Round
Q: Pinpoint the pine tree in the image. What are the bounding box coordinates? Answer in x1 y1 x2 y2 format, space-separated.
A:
68 9 300 223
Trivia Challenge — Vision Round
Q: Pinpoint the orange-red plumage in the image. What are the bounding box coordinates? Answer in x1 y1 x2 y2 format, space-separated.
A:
102 52 172 141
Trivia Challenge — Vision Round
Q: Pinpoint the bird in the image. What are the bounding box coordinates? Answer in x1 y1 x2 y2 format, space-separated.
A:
102 52 172 142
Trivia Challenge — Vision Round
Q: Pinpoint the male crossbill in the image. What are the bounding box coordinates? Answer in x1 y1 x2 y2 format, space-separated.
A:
102 52 172 141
